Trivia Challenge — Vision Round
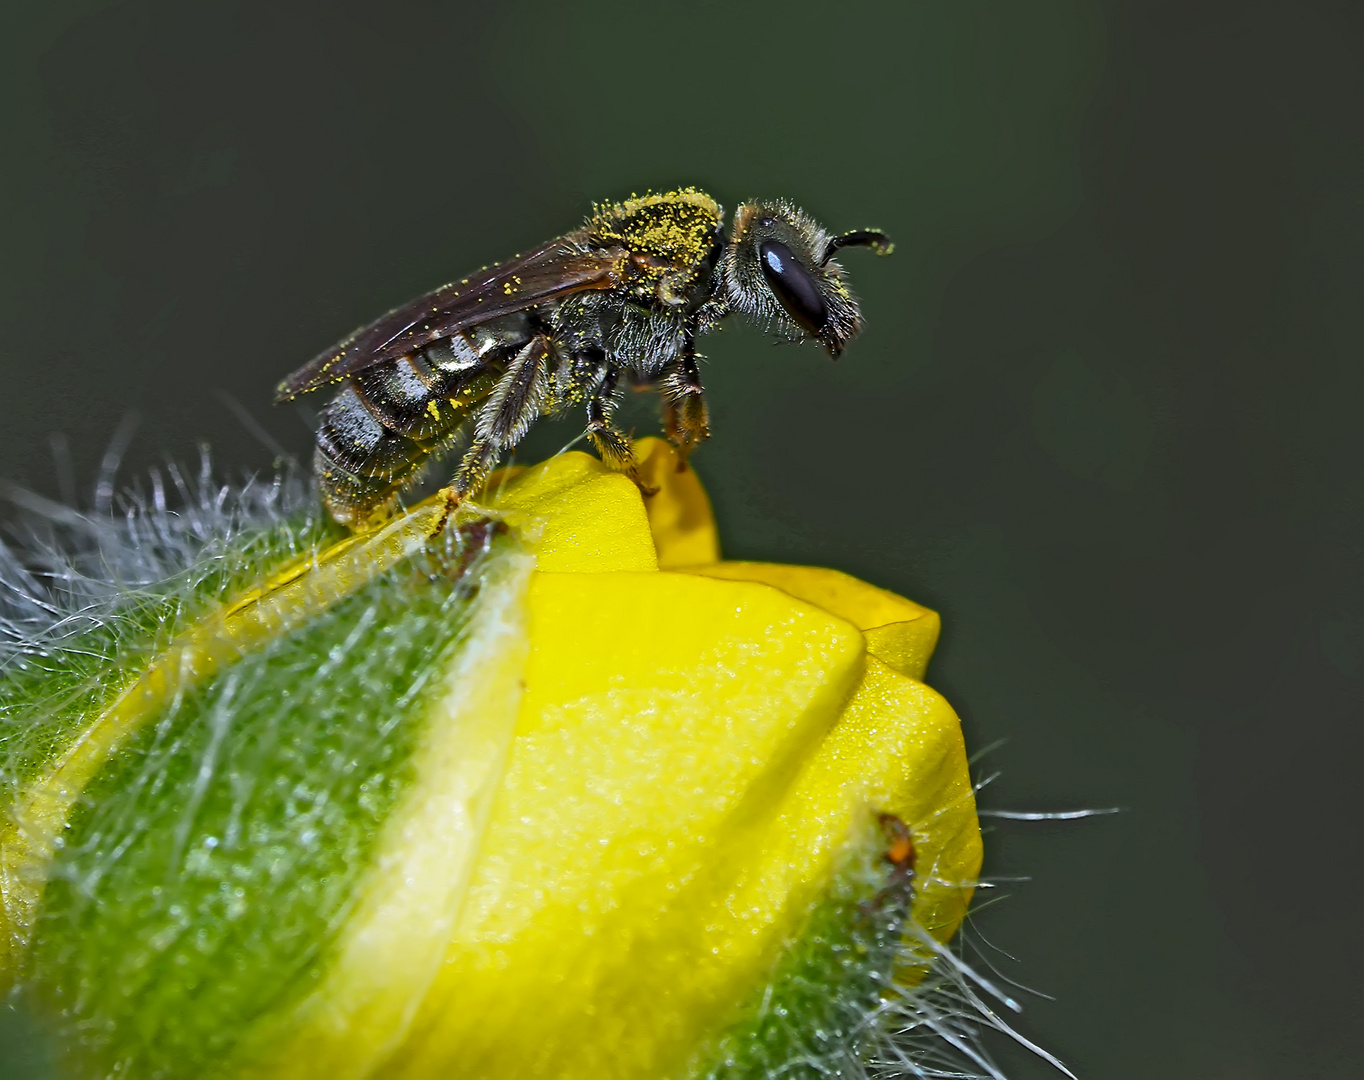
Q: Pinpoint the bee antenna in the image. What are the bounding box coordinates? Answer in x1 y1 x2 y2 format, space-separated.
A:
821 230 894 265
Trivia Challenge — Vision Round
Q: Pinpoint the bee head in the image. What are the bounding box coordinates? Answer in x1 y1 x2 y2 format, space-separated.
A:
721 200 892 358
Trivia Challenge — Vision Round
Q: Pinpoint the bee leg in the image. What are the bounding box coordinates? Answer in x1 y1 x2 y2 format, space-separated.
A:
440 336 550 526
585 367 656 494
662 348 710 465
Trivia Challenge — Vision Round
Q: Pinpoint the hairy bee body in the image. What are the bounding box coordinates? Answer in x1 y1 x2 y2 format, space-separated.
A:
278 189 891 528
313 316 529 520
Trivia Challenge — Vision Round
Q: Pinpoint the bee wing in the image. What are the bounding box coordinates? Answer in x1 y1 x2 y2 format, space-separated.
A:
276 235 627 401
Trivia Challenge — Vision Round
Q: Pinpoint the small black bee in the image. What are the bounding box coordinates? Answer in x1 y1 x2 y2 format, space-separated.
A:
276 189 892 528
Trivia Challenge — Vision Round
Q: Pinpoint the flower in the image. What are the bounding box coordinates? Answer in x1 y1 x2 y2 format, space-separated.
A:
0 439 981 1079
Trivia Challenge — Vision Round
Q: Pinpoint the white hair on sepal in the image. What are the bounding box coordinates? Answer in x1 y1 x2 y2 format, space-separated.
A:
0 443 324 647
869 921 1078 1080
0 444 330 882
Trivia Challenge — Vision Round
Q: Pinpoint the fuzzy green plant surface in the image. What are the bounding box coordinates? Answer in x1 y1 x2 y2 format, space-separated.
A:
25 534 512 1078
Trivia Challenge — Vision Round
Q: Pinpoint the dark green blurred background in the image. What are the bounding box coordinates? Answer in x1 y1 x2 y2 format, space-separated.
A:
3 1 1362 1076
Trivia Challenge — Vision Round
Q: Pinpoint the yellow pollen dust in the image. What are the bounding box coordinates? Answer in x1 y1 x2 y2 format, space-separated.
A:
589 188 721 275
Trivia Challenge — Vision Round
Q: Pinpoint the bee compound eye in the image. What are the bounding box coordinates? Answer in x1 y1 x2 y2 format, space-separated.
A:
758 240 828 337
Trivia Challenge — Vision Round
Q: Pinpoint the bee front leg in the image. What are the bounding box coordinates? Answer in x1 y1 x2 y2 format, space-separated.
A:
442 336 550 522
661 348 710 463
585 367 655 494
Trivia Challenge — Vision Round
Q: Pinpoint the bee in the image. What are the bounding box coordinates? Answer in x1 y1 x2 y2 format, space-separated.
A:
276 189 892 529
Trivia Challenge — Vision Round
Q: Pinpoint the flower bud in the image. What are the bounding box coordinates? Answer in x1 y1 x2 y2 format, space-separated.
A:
1 440 981 1079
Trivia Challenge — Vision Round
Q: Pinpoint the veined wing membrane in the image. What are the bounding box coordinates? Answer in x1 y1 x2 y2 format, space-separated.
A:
276 236 627 400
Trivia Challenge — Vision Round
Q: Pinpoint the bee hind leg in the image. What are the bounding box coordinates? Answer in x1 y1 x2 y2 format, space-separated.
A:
437 336 550 530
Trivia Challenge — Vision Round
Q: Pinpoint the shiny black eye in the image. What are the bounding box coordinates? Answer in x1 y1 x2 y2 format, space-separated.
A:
758 240 828 337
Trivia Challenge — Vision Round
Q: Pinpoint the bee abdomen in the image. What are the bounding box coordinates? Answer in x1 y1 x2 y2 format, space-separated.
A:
311 323 528 526
313 383 443 527
316 385 431 481
353 355 461 441
351 332 505 438
313 444 405 529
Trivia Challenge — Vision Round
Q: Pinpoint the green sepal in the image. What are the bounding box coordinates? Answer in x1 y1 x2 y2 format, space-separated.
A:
13 521 518 1079
691 814 916 1080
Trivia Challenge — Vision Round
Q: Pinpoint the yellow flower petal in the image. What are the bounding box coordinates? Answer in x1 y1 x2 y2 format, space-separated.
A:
685 561 941 682
624 437 943 681
774 655 981 951
387 569 870 1078
383 447 975 1076
634 437 721 568
483 451 658 573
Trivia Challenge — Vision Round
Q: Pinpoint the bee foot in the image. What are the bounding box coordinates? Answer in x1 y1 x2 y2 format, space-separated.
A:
432 487 464 535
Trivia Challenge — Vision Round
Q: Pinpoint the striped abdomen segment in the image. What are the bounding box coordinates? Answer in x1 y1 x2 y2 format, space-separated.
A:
314 329 516 527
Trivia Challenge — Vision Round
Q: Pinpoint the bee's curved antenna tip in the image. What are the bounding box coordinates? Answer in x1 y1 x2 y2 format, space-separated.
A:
822 230 894 265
